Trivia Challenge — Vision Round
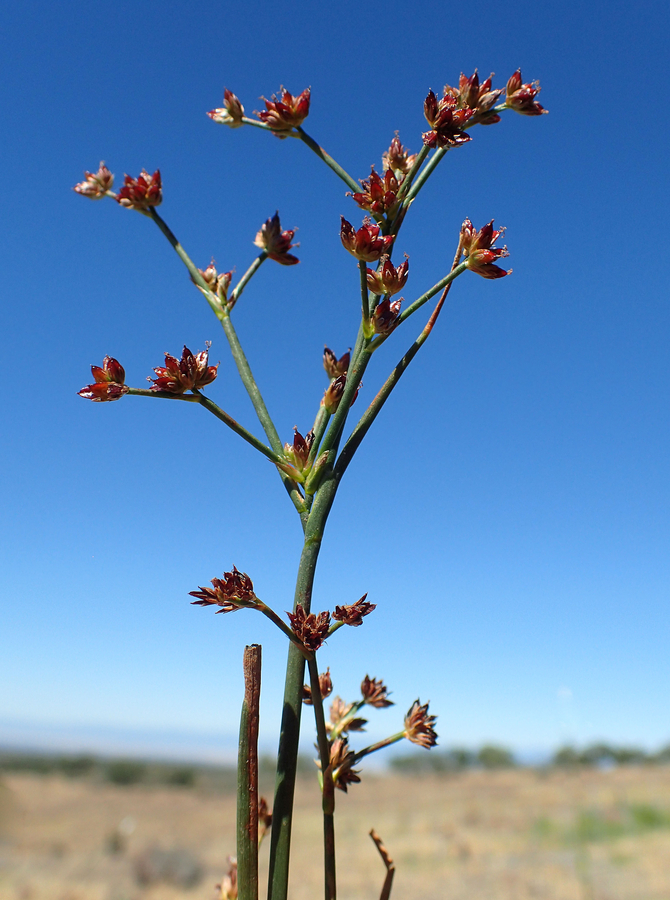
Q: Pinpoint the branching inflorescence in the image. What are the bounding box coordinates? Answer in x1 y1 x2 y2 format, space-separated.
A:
74 68 546 900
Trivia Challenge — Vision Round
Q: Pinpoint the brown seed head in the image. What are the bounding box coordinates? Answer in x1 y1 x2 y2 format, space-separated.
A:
443 71 504 125
116 169 162 209
340 216 394 262
149 345 218 393
404 700 438 749
254 211 299 265
189 567 257 614
361 675 394 708
323 347 350 380
327 737 361 792
422 89 473 148
256 87 310 135
332 594 376 627
351 167 400 218
461 219 510 279
208 88 245 128
372 297 402 335
287 604 330 652
302 667 333 705
73 162 114 199
78 355 129 402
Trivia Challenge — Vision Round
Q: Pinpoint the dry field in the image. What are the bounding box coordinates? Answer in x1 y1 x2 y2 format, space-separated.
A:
1 766 670 900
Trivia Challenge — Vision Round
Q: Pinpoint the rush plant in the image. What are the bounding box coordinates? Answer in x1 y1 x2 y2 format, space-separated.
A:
74 70 546 900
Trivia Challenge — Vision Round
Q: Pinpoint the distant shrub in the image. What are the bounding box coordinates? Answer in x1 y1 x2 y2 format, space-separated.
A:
165 766 196 787
58 755 96 777
106 760 147 785
477 745 516 769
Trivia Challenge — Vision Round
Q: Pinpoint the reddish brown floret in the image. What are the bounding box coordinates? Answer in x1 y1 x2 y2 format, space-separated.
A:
361 675 393 708
340 217 393 262
323 374 361 413
287 604 330 652
505 69 546 116
257 87 310 135
254 212 299 265
323 347 350 380
150 345 218 393
302 668 333 705
422 90 473 148
199 261 233 303
207 88 245 128
78 355 128 402
277 428 314 482
404 700 438 748
189 567 257 614
327 737 361 792
258 797 273 838
372 298 402 334
444 71 504 125
366 256 409 296
461 218 510 279
351 168 400 217
73 162 114 199
382 135 417 176
332 594 376 627
116 169 162 209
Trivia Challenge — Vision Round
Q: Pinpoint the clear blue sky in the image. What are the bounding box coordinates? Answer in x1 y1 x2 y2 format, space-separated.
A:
1 0 668 761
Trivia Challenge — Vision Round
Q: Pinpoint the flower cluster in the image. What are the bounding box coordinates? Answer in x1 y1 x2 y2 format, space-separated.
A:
332 594 376 627
505 69 546 116
323 347 350 380
340 217 393 262
322 373 361 414
73 162 114 199
116 169 162 210
287 605 330 652
326 737 361 792
257 87 311 135
360 676 393 708
372 298 402 335
208 88 245 128
199 261 233 304
277 428 314 483
189 568 257 614
423 90 473 149
78 356 128 402
444 71 504 125
302 668 333 705
404 700 438 748
461 219 510 279
254 212 299 265
382 135 417 177
351 168 401 218
366 256 409 296
150 345 218 393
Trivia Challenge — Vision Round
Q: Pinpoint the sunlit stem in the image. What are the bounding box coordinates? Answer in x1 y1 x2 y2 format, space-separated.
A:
359 260 371 327
402 147 447 205
240 117 300 136
296 127 360 193
351 731 406 764
307 406 332 468
328 698 366 741
230 253 268 308
237 645 261 900
395 144 430 203
308 656 337 900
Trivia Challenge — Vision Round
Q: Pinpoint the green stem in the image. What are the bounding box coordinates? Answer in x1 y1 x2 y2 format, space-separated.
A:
237 645 261 900
394 260 468 331
403 147 447 205
296 127 360 193
395 144 430 203
318 345 372 460
268 474 339 900
257 602 312 658
307 406 332 468
308 657 336 900
359 260 371 328
230 253 268 309
240 117 301 136
351 731 405 765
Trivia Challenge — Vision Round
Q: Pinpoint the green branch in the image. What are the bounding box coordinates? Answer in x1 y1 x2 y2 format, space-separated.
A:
296 127 360 193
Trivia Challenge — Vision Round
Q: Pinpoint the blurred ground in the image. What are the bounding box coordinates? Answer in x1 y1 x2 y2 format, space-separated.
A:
1 766 670 900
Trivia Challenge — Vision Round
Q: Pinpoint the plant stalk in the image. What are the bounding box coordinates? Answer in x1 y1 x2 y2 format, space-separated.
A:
238 644 261 900
308 656 336 900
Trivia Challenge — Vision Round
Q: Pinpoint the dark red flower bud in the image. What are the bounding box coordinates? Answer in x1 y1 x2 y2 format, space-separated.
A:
256 87 310 136
302 667 333 705
116 169 162 209
323 347 350 380
361 676 393 708
404 699 438 748
254 212 299 265
150 345 218 393
351 168 400 217
382 135 417 177
461 218 510 279
277 428 315 483
443 71 504 126
207 88 245 127
287 604 330 653
332 594 376 627
322 373 361 413
78 355 128 402
505 69 547 116
372 298 402 335
189 567 257 614
340 217 393 262
366 255 409 296
73 162 114 199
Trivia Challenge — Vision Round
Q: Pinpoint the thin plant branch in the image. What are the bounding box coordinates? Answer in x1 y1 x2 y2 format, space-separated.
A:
237 645 261 900
369 830 395 900
308 657 337 900
230 253 268 308
296 127 359 193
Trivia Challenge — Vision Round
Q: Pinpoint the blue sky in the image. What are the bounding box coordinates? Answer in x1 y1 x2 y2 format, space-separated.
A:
1 0 669 762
